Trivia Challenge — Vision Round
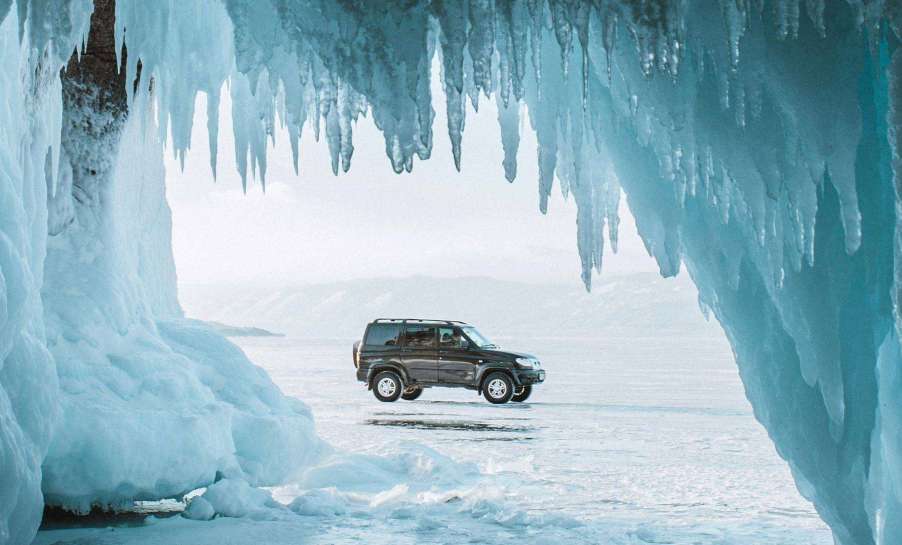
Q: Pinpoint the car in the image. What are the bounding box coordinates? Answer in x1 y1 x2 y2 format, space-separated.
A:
352 319 545 404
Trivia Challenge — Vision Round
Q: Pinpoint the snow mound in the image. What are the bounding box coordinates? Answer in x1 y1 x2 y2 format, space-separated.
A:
192 478 281 520
41 318 321 513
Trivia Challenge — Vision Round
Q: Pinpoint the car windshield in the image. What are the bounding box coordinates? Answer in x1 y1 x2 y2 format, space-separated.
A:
462 326 496 348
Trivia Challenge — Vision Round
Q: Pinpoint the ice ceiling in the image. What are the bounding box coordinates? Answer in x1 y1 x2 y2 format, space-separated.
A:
1 1 901 545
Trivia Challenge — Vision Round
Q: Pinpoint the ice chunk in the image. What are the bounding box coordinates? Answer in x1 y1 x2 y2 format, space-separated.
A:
183 496 215 521
197 479 281 519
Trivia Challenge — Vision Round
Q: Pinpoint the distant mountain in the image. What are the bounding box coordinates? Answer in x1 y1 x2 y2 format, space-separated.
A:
204 321 284 337
179 273 721 340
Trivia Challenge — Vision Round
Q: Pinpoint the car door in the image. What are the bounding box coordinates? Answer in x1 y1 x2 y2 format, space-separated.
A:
437 327 481 385
401 325 439 383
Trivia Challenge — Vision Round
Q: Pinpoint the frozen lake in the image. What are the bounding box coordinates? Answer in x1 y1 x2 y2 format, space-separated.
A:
35 331 833 545
238 333 832 544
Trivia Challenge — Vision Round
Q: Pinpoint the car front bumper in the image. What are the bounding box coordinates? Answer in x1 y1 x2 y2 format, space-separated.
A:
514 369 546 385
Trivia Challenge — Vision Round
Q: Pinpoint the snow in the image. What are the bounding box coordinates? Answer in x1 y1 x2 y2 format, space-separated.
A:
1 2 902 545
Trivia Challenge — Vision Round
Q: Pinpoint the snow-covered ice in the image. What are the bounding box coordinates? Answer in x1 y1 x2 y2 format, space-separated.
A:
34 333 832 545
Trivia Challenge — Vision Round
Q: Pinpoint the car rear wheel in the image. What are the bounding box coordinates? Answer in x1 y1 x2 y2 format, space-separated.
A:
401 386 423 401
373 371 402 402
483 372 514 404
511 385 532 402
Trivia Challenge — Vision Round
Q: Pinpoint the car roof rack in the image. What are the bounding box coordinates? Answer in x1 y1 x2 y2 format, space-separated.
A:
372 318 469 325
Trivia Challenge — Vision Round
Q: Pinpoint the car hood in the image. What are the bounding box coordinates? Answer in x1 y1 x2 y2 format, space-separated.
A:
477 348 537 361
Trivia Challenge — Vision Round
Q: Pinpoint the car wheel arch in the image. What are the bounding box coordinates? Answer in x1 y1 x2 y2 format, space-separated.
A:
367 364 409 389
477 366 518 393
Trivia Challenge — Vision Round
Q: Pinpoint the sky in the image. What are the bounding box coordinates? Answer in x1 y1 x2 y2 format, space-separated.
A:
165 79 661 288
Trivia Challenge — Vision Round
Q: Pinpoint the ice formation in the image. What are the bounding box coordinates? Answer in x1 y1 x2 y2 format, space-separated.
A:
1 1 902 545
1 2 319 543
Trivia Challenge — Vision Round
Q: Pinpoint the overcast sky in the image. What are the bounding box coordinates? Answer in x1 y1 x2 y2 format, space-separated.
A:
165 80 661 288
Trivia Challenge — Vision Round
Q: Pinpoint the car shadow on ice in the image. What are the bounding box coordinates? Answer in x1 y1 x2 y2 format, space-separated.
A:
371 410 534 421
416 400 535 409
363 418 534 433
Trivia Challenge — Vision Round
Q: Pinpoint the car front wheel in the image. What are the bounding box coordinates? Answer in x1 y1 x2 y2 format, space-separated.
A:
401 386 423 401
512 385 532 402
373 371 402 402
483 372 514 404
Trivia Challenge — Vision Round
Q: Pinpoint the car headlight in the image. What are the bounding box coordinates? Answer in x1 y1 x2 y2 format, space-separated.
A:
515 357 540 370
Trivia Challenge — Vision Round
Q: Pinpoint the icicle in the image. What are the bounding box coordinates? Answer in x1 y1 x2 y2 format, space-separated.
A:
325 95 340 176
776 0 801 40
537 146 555 214
508 0 529 101
606 179 620 253
889 43 902 354
207 89 220 179
468 0 494 96
436 0 467 171
415 38 435 162
498 97 520 182
338 81 354 173
550 1 572 78
527 0 542 98
804 0 826 37
601 9 617 85
720 0 746 70
495 0 513 107
448 89 465 171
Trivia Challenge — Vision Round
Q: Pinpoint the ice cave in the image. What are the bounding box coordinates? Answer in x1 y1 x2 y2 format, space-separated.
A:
1 0 901 544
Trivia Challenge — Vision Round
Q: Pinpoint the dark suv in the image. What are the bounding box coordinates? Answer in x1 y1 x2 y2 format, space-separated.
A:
353 319 545 404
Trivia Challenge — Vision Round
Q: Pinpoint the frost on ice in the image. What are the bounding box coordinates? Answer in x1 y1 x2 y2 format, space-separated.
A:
1 1 902 545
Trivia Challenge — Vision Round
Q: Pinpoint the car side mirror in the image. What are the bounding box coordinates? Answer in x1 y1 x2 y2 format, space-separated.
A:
459 339 470 350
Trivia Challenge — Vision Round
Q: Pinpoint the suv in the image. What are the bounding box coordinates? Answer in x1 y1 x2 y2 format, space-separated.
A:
353 319 545 404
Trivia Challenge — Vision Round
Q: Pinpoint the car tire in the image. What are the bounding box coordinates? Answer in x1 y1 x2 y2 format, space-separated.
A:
373 371 403 402
401 386 423 401
483 372 514 404
511 385 532 402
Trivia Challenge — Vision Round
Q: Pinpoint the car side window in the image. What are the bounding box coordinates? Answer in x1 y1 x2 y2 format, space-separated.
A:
439 327 465 348
404 326 437 349
364 324 402 348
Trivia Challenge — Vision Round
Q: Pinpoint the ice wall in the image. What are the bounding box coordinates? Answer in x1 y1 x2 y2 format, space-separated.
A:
41 85 320 513
1 2 321 543
0 3 91 543
38 0 321 516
